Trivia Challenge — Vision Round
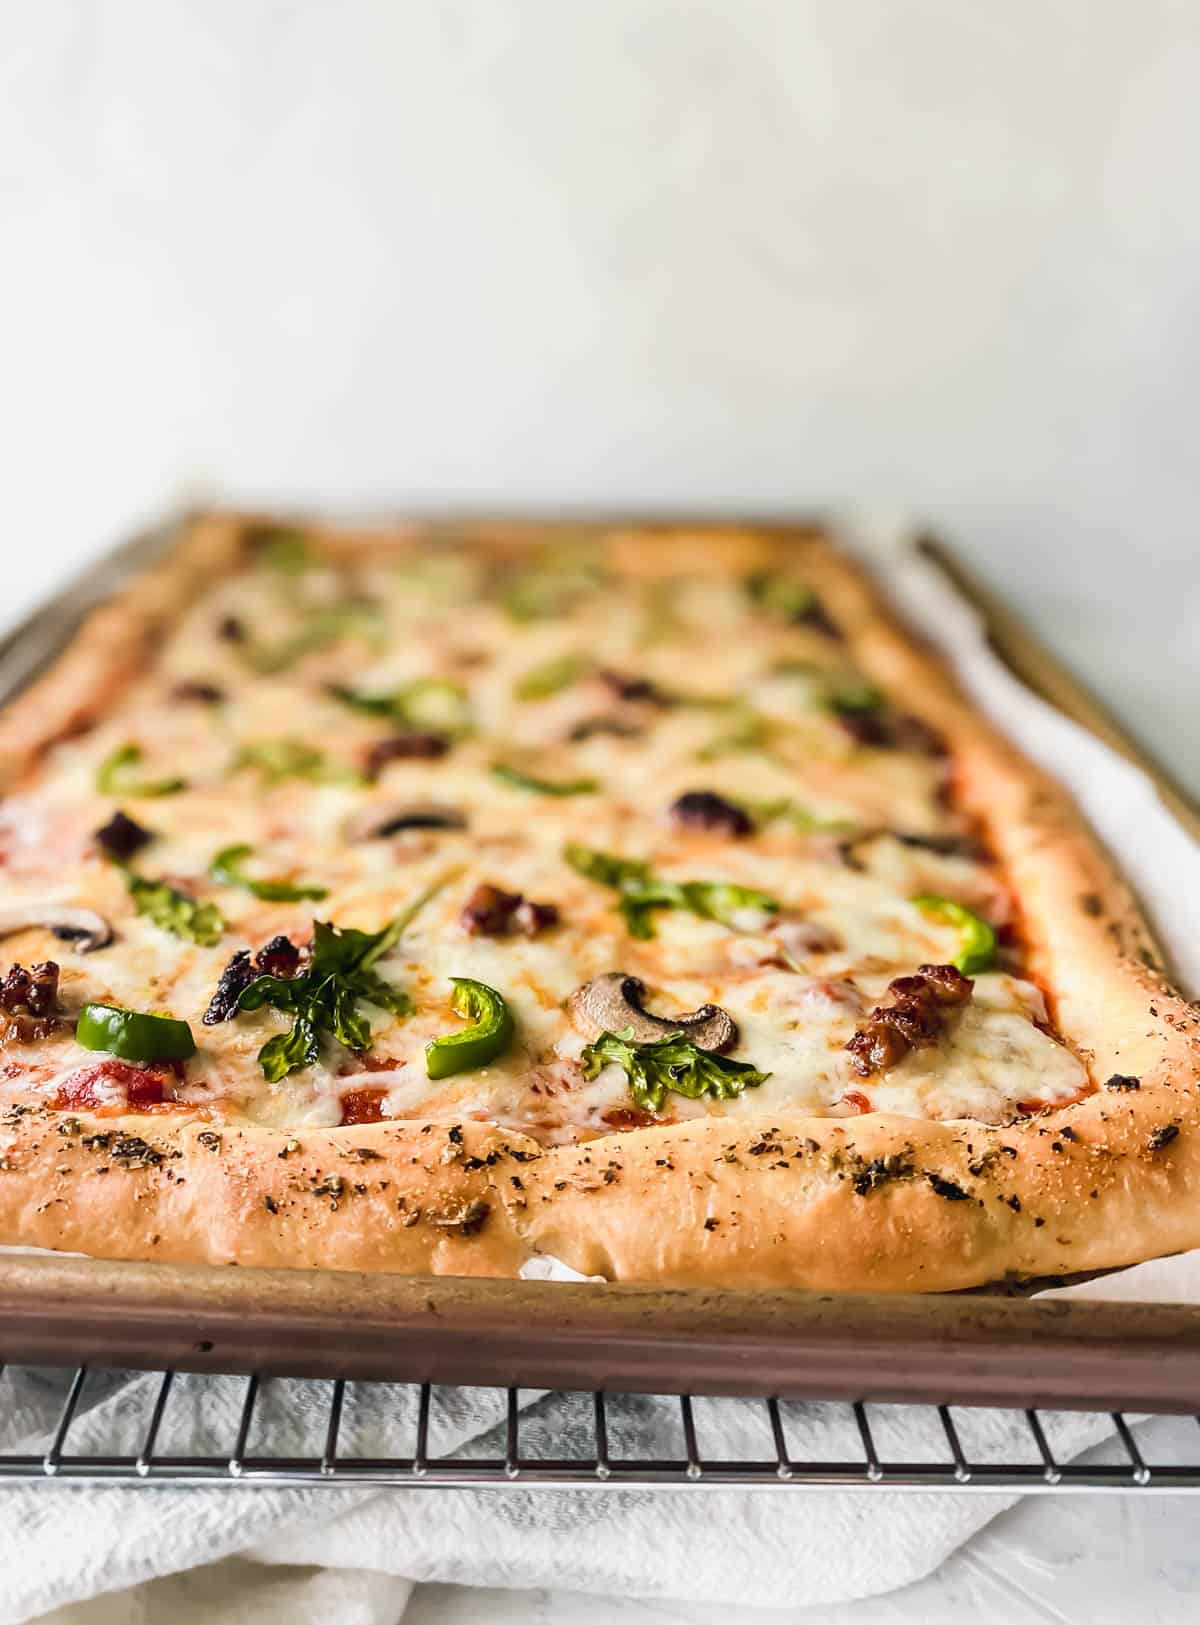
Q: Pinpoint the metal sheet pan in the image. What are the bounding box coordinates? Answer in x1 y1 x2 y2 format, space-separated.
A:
1 511 1197 1410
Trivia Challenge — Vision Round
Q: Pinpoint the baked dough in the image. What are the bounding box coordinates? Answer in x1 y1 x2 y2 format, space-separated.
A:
0 513 1194 1292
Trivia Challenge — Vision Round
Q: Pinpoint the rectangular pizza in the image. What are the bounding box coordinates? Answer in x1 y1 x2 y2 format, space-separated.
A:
0 514 1192 1292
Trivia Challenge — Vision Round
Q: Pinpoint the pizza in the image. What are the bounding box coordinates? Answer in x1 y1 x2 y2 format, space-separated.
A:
0 513 1193 1292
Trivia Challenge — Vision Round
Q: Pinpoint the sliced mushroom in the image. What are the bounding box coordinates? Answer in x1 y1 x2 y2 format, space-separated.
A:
344 801 468 841
0 905 112 952
841 827 985 871
567 972 737 1053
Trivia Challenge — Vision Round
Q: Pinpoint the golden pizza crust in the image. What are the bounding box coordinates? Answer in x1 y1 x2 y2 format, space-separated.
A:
0 512 1196 1290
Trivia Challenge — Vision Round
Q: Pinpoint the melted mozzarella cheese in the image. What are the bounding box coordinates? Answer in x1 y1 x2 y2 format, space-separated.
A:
0 534 1090 1140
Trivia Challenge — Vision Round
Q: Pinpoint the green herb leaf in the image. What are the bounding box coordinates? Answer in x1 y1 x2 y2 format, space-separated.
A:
678 881 779 930
231 739 363 788
747 575 822 617
563 844 665 936
96 743 186 799
563 844 777 939
127 873 224 946
695 708 775 762
252 527 315 575
770 658 821 677
210 843 328 903
752 798 857 835
745 572 815 620
230 878 455 1081
828 680 884 714
618 879 691 940
580 1029 770 1114
242 602 384 676
638 578 690 647
330 677 472 737
393 554 480 605
669 690 742 713
490 763 599 797
258 1013 320 1084
563 844 652 891
500 549 605 622
513 653 590 701
352 968 416 1017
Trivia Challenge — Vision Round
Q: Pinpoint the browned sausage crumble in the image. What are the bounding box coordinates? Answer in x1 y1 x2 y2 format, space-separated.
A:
845 962 973 1077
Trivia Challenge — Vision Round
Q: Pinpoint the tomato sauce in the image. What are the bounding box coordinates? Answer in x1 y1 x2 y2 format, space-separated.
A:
54 1059 174 1112
340 1086 388 1125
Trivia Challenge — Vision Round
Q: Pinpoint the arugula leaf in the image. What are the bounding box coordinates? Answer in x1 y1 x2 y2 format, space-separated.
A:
695 708 775 762
393 554 479 605
96 743 186 799
513 653 590 701
678 880 779 931
127 873 224 946
252 527 315 575
638 578 690 647
563 844 652 891
563 844 666 937
233 877 451 1081
490 763 599 797
827 679 884 714
745 572 815 620
563 844 777 939
669 690 742 713
350 968 415 1017
210 843 328 903
257 1013 320 1083
580 1029 770 1114
238 918 413 1082
752 798 857 835
241 603 384 676
329 677 472 737
617 878 691 940
232 739 363 788
770 658 821 678
500 547 605 622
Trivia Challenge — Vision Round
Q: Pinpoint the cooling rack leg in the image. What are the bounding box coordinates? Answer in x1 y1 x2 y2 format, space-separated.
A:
938 1405 971 1484
1025 1409 1061 1485
1112 1413 1151 1486
136 1370 175 1477
766 1397 793 1480
592 1391 611 1480
413 1383 431 1477
853 1402 883 1483
505 1388 520 1480
321 1379 345 1477
228 1374 260 1478
43 1366 87 1477
679 1394 702 1480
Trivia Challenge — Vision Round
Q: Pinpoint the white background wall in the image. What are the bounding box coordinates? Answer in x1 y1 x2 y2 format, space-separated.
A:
2 2 1197 778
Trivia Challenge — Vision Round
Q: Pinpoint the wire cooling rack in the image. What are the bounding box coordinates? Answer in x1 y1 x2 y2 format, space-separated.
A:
3 1364 1197 1490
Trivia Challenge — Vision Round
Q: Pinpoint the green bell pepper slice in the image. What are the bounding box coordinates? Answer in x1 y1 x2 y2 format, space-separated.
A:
490 763 599 797
425 978 514 1079
76 1002 196 1062
911 895 997 976
210 843 328 902
96 742 185 798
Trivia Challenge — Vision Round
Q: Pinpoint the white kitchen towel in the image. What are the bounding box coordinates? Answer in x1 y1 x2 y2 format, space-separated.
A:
5 527 1199 1624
